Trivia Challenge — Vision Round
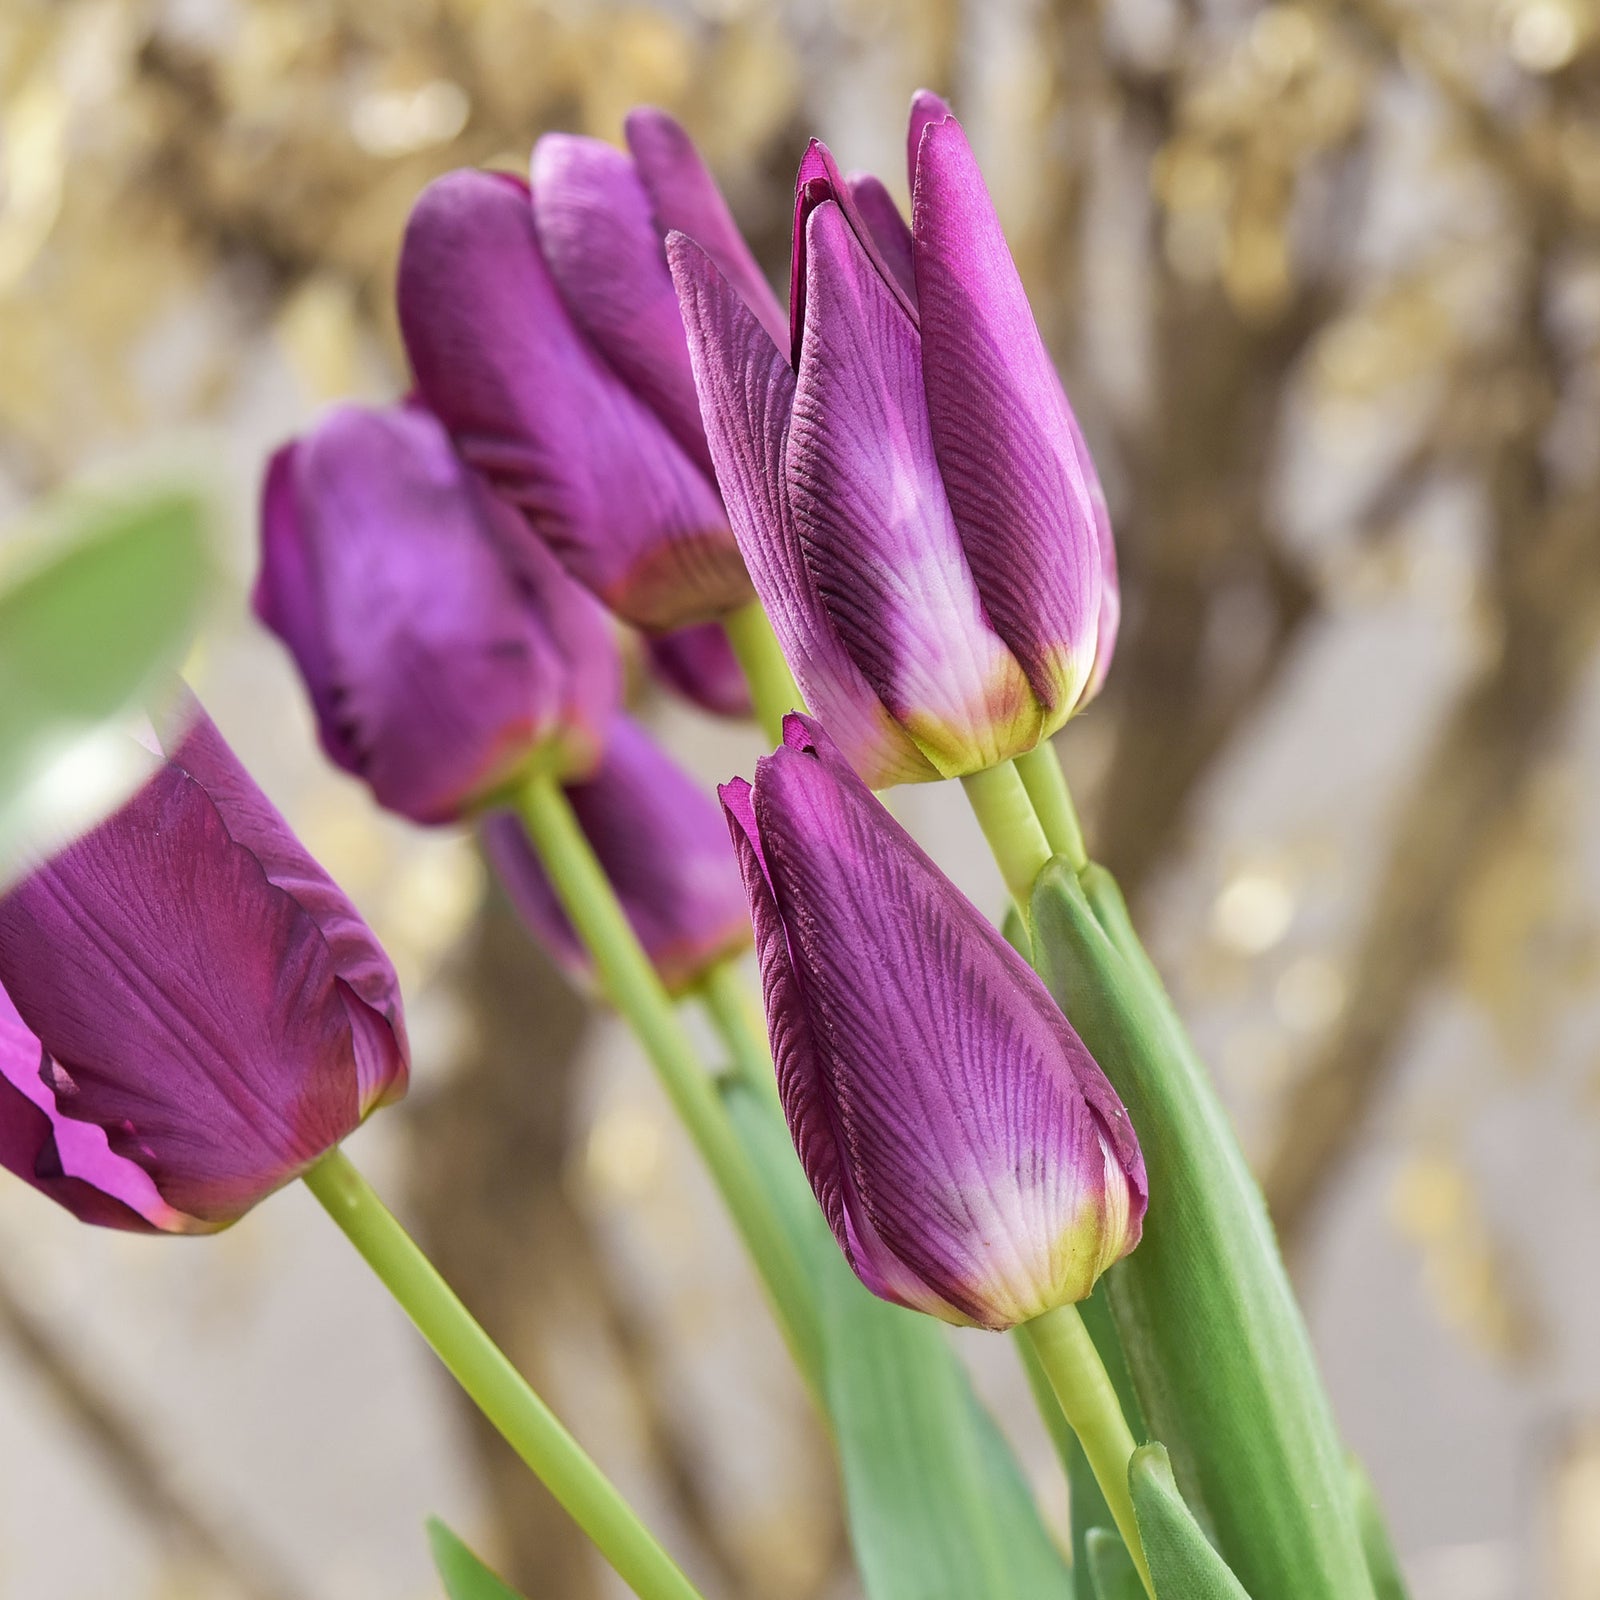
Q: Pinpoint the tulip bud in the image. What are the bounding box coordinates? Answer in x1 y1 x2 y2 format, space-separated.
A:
645 622 753 720
0 700 408 1232
255 403 619 825
398 110 782 634
484 714 750 995
672 93 1118 787
720 714 1145 1329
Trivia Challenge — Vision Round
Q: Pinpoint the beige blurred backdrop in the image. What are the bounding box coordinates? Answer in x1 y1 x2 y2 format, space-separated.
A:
2 1 1600 1597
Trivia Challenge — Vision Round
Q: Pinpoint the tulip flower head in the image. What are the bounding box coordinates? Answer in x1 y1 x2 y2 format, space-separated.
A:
672 92 1119 787
0 700 408 1233
484 714 751 994
645 622 754 720
398 111 785 633
256 403 620 825
721 714 1145 1329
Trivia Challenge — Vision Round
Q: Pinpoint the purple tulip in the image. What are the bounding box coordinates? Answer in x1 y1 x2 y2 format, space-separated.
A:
671 92 1118 788
0 701 408 1233
645 623 753 720
483 715 751 995
256 403 620 826
721 714 1145 1329
398 109 782 634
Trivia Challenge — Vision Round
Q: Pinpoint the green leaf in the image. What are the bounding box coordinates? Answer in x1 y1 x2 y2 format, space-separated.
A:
722 1080 1072 1600
1349 1456 1410 1600
1028 862 1373 1600
0 488 209 889
1129 1444 1252 1598
1085 1527 1143 1600
426 1518 528 1600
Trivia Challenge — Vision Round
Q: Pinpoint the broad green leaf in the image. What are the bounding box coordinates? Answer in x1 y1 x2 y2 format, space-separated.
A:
722 1080 1072 1600
0 488 208 889
1029 862 1373 1600
1349 1456 1411 1600
1085 1527 1142 1600
427 1517 528 1600
1129 1444 1252 1598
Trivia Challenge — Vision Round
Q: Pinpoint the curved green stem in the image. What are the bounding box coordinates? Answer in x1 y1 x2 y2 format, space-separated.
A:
723 600 803 746
1020 1304 1154 1599
516 773 822 1394
1014 742 1087 871
303 1150 704 1600
960 760 1052 905
696 959 779 1107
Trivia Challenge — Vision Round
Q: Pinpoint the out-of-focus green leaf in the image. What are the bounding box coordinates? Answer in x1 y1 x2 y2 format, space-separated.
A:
1029 862 1373 1600
1349 1456 1411 1600
1085 1527 1142 1600
722 1079 1072 1600
1129 1444 1252 1598
426 1517 527 1600
0 488 208 888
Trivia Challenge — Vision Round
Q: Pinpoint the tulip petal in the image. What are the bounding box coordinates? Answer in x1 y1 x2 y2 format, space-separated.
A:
750 717 1145 1327
0 758 374 1225
532 134 714 477
399 169 748 629
273 406 573 824
906 89 954 193
157 703 409 1114
645 622 753 719
913 113 1105 721
253 444 359 778
846 173 918 307
670 234 934 786
626 108 789 352
0 985 193 1231
788 201 1041 775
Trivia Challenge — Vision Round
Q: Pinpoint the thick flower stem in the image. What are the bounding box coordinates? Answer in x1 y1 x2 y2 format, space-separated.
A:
303 1149 705 1600
516 773 823 1394
722 600 804 745
1020 1304 1154 1598
696 959 780 1107
1014 742 1088 871
960 760 1053 905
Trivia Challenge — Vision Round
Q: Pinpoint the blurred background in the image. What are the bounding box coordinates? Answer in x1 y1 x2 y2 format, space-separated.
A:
2 0 1599 1596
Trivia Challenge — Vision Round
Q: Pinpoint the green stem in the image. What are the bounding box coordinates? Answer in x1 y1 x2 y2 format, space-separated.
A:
1014 742 1087 871
696 959 780 1107
516 773 823 1394
1020 1304 1154 1599
302 1150 705 1600
960 760 1052 905
723 600 803 746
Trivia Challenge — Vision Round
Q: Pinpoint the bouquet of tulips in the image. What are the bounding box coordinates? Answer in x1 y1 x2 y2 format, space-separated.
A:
0 93 1407 1600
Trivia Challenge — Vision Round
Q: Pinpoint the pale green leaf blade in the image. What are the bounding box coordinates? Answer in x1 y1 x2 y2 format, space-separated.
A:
1129 1444 1252 1598
1085 1527 1142 1600
1028 862 1373 1600
427 1517 528 1600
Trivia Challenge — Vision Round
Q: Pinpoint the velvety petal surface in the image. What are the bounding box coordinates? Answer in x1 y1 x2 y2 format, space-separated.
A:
0 984 191 1231
732 715 1146 1329
788 201 1040 775
253 444 359 778
157 703 409 1114
912 109 1105 724
489 716 750 994
670 234 934 786
532 134 715 477
846 173 918 307
0 716 406 1226
398 169 749 629
264 405 574 824
646 622 753 719
626 108 789 351
789 139 918 366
